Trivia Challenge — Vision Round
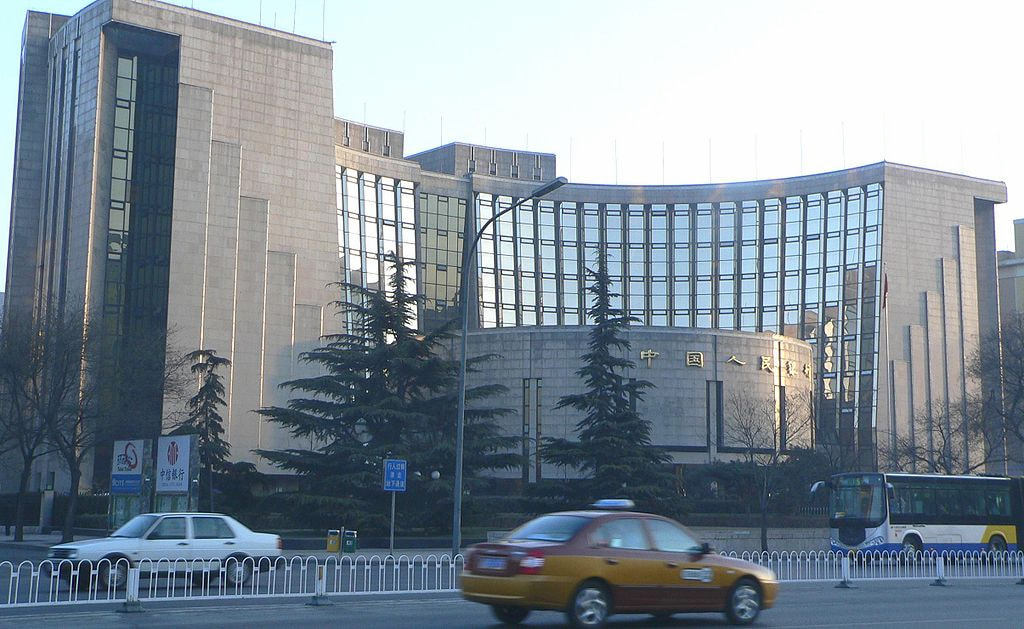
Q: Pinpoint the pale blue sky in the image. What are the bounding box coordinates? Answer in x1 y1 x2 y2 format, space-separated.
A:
2 0 1021 285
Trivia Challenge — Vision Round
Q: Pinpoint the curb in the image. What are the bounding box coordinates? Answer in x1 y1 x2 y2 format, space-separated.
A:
0 542 52 551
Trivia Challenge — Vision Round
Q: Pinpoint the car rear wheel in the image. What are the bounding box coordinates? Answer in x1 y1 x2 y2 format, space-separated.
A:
568 579 610 629
491 605 530 625
724 578 761 625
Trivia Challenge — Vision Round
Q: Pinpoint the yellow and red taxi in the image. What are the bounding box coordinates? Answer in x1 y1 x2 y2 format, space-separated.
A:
461 500 778 628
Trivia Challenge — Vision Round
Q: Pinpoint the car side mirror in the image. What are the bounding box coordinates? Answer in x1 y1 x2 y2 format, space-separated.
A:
699 542 713 555
591 540 611 549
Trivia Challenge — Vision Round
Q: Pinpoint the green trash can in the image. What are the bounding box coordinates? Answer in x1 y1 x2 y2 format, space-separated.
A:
342 530 358 553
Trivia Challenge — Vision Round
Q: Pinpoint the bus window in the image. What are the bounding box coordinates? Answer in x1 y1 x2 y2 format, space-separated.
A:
985 488 1011 518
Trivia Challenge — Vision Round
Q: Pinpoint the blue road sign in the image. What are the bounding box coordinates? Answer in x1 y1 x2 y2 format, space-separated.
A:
383 459 407 492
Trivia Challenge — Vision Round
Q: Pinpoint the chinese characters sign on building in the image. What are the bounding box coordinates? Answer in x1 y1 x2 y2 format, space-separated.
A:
640 350 812 378
156 435 191 494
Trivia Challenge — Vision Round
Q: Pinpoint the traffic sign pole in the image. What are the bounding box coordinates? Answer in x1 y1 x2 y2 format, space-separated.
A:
382 459 407 558
389 492 396 558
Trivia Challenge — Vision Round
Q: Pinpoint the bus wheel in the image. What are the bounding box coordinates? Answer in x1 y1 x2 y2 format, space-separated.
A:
987 535 1007 554
901 535 922 558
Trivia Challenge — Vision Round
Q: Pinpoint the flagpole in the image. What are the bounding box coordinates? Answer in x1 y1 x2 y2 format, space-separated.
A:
883 267 895 471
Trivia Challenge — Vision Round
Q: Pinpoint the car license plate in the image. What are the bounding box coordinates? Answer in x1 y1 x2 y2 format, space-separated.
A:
479 556 506 570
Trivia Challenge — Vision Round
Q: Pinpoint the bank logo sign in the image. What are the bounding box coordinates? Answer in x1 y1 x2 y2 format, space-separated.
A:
156 436 191 494
110 440 144 495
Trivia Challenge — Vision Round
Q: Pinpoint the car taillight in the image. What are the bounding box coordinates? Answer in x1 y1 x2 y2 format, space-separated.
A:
276 537 283 550
518 549 545 575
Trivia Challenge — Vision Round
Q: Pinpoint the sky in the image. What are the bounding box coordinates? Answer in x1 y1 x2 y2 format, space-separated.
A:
1 0 1021 285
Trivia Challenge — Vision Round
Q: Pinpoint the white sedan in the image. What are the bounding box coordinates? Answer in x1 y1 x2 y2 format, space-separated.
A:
46 512 282 588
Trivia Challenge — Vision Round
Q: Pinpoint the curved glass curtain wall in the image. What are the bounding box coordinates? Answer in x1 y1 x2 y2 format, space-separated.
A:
475 184 884 443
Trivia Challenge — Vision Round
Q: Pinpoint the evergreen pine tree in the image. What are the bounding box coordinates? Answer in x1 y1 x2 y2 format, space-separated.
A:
257 255 515 532
171 349 231 511
541 251 678 511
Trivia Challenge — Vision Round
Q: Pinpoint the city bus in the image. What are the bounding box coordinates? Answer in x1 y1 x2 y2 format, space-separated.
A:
811 472 1024 554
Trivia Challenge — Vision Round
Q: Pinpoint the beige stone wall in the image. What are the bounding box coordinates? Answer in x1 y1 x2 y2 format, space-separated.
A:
463 326 815 479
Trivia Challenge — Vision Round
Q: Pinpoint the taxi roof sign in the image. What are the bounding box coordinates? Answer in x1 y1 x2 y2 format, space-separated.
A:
589 499 636 510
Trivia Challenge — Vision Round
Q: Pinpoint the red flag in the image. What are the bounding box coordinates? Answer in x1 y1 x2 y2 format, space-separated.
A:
882 273 889 310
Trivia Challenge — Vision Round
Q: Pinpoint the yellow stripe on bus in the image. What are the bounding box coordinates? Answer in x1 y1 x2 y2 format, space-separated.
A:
983 526 1017 545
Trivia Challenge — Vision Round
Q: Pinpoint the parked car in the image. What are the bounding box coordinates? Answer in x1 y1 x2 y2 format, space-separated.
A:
46 512 282 588
461 500 778 628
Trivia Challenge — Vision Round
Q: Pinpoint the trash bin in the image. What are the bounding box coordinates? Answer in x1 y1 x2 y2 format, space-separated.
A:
326 529 341 552
342 530 358 553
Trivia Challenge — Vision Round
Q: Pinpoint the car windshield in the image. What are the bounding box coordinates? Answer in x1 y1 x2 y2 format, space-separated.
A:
505 515 589 543
110 514 159 538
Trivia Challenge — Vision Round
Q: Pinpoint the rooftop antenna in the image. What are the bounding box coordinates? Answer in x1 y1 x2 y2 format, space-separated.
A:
799 128 804 174
321 1 326 40
403 110 407 135
754 134 759 180
707 137 712 183
614 139 619 185
569 137 573 182
440 114 444 145
259 0 263 25
293 0 297 33
841 121 847 168
661 141 665 185
882 112 887 160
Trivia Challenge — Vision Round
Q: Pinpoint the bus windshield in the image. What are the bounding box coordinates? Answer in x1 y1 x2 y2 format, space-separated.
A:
831 474 886 526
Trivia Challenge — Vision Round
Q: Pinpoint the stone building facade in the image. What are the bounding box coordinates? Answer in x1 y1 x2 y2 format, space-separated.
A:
3 0 1008 491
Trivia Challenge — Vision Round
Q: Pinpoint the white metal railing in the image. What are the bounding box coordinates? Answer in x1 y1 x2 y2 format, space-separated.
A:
3 550 1023 608
718 550 1024 584
1 553 464 608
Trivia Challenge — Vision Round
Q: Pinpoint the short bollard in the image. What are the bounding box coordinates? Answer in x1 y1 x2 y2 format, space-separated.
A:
835 554 855 589
930 555 947 587
307 564 332 606
118 567 144 613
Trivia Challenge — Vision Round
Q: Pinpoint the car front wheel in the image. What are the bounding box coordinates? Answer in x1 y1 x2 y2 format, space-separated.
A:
568 579 610 629
224 555 253 586
725 578 761 625
491 605 530 625
98 558 129 590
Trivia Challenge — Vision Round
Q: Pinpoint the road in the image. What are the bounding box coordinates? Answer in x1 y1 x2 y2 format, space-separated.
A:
1 580 1022 628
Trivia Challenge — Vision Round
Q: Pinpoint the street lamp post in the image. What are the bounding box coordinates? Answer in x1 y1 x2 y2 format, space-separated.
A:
452 176 567 557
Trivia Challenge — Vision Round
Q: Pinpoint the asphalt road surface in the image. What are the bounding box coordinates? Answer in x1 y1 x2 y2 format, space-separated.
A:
2 580 1023 628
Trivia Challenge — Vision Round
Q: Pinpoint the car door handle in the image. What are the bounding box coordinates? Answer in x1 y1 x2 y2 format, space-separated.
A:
177 542 189 546
666 562 679 568
605 559 619 565
224 541 235 546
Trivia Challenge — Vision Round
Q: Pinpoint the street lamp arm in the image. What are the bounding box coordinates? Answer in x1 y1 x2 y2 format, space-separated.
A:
451 176 566 558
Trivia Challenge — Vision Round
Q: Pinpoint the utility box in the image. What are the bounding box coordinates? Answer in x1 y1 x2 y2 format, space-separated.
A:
326 529 341 552
342 530 358 553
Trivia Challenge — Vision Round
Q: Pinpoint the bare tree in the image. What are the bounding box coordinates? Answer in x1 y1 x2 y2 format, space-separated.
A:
0 310 54 541
879 397 1000 474
722 390 814 551
975 312 1024 472
29 312 101 543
